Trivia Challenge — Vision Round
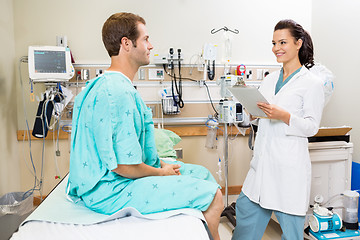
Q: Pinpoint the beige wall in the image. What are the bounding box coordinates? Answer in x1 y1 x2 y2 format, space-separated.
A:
176 135 253 188
18 139 71 196
312 0 360 163
0 0 21 196
12 0 312 65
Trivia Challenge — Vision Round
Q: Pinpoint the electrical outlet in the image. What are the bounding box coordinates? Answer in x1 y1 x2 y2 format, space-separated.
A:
257 69 263 80
149 105 156 116
199 80 205 87
138 68 145 80
81 69 90 80
246 69 253 80
56 36 67 47
263 69 269 79
95 69 103 77
75 69 90 80
75 69 82 80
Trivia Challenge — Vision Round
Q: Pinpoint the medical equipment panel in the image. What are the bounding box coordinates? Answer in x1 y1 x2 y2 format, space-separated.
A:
28 46 74 82
63 64 278 126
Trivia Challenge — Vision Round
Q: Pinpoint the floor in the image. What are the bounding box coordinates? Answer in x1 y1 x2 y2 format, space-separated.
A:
219 195 283 240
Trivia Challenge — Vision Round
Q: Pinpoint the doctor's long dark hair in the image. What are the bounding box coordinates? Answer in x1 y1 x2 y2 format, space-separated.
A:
274 19 315 69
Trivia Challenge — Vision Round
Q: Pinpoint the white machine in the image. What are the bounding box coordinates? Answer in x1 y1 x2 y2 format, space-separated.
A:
28 46 74 82
28 45 74 138
216 75 247 124
308 200 360 239
217 99 243 124
216 75 245 98
203 43 217 80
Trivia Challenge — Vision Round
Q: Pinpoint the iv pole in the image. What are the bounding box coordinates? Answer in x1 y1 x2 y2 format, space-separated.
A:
224 123 229 206
210 27 240 227
221 123 237 226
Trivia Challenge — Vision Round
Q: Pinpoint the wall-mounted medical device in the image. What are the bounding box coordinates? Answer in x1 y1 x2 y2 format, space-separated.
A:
217 75 245 98
217 99 243 124
28 46 74 82
153 51 183 66
159 88 180 115
216 75 250 125
203 43 217 81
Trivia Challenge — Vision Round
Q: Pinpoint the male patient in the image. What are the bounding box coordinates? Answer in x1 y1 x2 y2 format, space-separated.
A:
66 12 223 239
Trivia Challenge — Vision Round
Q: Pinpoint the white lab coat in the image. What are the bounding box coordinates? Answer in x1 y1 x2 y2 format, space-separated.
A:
242 66 325 216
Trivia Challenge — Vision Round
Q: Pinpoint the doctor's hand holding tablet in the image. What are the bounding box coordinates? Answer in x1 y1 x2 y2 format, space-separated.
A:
256 102 291 125
228 85 290 124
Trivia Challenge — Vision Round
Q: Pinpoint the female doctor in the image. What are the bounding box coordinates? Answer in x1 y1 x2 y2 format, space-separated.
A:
232 19 325 240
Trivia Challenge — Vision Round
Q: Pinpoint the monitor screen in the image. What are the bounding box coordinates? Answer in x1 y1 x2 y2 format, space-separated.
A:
28 46 74 82
34 50 66 74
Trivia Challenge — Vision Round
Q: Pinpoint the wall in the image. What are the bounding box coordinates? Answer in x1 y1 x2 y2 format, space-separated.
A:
12 0 313 194
0 0 21 196
312 0 360 163
12 0 312 65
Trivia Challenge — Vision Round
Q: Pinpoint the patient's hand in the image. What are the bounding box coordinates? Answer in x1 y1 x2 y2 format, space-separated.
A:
160 161 181 176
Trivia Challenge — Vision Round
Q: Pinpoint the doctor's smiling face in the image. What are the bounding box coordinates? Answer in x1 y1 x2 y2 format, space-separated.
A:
272 29 303 65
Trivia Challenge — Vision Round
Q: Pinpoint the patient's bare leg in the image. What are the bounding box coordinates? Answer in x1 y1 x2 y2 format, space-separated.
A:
203 188 224 240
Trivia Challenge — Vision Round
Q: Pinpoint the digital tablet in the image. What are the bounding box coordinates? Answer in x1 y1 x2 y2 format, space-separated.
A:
227 86 269 118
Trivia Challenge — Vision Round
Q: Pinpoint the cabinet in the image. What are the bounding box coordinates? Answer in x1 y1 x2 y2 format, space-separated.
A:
308 141 353 217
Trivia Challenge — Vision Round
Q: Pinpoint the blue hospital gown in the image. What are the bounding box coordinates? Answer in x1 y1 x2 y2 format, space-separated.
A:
67 71 219 215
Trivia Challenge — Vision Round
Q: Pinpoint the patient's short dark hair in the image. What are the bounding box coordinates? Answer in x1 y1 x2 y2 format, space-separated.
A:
102 12 146 57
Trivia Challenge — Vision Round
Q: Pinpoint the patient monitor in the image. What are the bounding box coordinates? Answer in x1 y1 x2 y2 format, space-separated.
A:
28 46 74 82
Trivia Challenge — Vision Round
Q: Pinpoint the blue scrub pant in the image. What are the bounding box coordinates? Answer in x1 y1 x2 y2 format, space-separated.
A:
232 192 305 240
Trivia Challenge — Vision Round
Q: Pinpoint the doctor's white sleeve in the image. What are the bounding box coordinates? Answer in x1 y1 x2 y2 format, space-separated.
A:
285 80 325 137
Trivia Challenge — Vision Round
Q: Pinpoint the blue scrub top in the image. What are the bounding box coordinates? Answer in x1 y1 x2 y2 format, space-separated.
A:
67 71 160 199
275 67 302 95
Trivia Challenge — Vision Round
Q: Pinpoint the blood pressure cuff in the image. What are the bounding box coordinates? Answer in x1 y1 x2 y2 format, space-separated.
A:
32 94 62 138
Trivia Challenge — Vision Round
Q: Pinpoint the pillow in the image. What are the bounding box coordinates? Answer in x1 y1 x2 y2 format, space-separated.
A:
154 128 181 158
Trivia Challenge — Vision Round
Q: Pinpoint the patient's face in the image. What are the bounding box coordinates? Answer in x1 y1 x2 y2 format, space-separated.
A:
130 23 153 67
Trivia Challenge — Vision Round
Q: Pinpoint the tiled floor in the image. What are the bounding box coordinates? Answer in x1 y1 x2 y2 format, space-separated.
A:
219 195 282 240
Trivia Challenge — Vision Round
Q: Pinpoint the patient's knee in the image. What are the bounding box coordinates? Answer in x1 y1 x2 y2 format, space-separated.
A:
215 189 224 210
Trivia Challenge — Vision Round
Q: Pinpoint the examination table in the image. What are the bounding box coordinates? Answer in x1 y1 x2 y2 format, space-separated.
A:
10 173 212 240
